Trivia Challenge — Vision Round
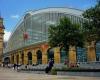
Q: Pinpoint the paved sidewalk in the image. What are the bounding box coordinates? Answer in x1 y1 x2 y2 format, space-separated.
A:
0 67 100 80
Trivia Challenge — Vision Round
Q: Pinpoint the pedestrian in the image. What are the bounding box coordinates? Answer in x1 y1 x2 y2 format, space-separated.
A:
45 59 54 73
16 64 19 70
64 59 69 66
13 64 16 70
25 64 27 69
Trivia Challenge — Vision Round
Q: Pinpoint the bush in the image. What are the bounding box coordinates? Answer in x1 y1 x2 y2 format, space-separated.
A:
51 67 57 75
61 66 68 70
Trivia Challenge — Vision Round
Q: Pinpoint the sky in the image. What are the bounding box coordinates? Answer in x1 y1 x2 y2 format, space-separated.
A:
0 0 97 41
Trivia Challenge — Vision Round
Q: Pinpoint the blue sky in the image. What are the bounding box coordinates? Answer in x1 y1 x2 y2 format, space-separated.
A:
0 0 97 41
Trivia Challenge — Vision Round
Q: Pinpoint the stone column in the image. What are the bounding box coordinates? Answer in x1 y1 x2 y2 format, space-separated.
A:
69 45 76 64
86 41 96 62
10 55 12 64
32 49 37 64
18 52 22 64
42 45 48 64
54 47 60 64
24 50 28 65
14 54 16 64
11 54 14 64
42 54 48 64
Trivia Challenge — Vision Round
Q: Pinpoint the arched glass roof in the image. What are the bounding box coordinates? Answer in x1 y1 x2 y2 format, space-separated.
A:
25 7 83 17
4 7 84 53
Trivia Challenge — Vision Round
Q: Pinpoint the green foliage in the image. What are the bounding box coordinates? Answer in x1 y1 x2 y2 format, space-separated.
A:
51 67 57 75
48 17 84 49
50 67 100 72
61 66 68 70
82 1 100 43
50 67 81 71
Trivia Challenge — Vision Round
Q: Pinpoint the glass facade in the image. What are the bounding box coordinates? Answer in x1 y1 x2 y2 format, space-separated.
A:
60 47 68 63
77 47 87 62
4 8 84 54
96 42 100 61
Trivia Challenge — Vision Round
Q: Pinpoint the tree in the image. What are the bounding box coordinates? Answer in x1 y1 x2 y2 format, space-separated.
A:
48 17 83 63
83 1 100 42
82 1 100 62
48 17 83 48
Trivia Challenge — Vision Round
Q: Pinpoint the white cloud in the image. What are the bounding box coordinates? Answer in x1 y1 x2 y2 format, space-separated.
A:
4 30 11 42
11 15 19 19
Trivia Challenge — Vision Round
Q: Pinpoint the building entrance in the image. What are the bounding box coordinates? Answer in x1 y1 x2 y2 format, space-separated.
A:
27 52 32 65
36 50 42 64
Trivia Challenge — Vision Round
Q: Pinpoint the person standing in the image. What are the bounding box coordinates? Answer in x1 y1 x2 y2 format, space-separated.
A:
13 64 16 70
45 59 54 73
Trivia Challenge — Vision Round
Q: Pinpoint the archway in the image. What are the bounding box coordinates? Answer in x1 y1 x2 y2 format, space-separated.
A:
16 55 19 64
47 48 54 63
60 47 68 63
36 50 42 64
27 52 32 65
4 57 10 64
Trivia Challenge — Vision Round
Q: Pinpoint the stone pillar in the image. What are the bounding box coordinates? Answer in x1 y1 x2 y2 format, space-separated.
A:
24 50 28 65
42 44 48 64
10 55 12 64
87 46 96 62
32 49 37 64
14 54 16 64
69 45 76 64
42 54 48 64
54 47 60 64
18 52 22 64
11 54 14 64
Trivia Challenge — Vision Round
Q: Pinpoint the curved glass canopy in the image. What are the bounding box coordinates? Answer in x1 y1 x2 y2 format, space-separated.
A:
4 8 84 53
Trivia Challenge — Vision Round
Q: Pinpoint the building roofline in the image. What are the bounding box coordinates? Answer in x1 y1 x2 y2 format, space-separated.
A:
6 7 84 49
25 7 83 14
25 7 83 16
8 7 84 41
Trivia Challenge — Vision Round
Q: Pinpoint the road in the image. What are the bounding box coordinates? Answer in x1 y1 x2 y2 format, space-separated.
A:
0 67 100 80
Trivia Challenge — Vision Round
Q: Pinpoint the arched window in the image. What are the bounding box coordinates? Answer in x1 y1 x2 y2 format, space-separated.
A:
47 48 54 62
36 50 42 64
60 47 68 63
96 42 100 61
4 57 10 64
27 52 32 65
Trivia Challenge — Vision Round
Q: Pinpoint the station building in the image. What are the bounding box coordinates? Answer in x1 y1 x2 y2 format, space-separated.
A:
2 8 100 65
0 17 5 64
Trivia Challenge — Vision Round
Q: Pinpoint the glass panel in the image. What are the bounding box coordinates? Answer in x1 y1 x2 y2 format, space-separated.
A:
77 47 87 62
96 42 100 61
4 11 84 54
60 47 68 63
